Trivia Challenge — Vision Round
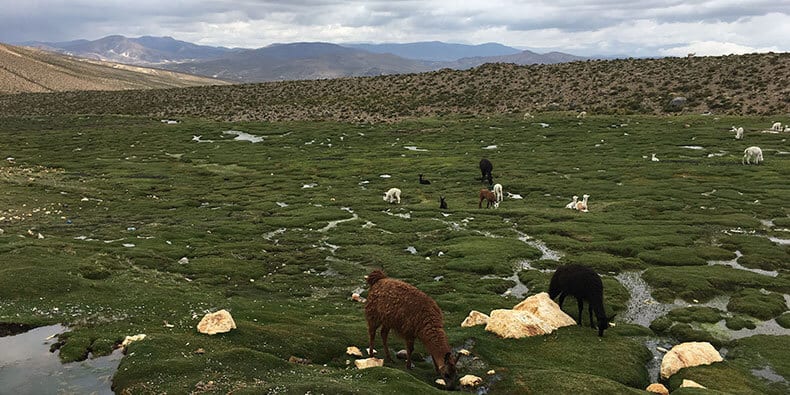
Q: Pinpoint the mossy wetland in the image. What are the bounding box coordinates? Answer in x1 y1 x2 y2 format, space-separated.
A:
0 113 788 394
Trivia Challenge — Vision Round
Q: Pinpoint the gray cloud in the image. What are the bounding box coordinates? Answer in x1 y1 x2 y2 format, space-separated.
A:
0 0 787 56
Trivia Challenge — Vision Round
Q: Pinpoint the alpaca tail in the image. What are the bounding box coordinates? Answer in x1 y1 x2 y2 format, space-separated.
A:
366 269 387 287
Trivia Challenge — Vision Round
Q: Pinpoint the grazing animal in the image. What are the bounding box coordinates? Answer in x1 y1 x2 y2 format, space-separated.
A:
565 195 578 209
651 153 660 162
439 196 448 210
492 183 503 203
365 270 458 389
731 126 744 139
383 188 402 204
479 159 493 185
548 265 613 337
742 146 763 165
771 122 783 132
419 174 431 185
577 111 587 119
574 194 590 212
479 189 498 209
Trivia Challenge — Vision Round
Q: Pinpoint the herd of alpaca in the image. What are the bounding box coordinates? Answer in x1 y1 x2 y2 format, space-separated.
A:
565 194 589 212
363 118 787 387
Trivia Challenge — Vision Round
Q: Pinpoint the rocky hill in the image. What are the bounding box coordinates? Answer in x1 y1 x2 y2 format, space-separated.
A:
1 52 788 120
0 43 227 94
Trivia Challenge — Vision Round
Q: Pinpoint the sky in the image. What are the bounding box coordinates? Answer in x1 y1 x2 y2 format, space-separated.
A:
1 0 788 57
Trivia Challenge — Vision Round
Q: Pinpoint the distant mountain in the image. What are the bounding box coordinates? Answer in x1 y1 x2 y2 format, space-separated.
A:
164 42 433 82
19 35 588 83
23 35 236 65
446 50 587 69
0 43 227 94
343 41 522 62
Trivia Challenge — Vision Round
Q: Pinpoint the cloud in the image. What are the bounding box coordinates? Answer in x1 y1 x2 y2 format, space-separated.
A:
658 41 780 56
0 1 788 56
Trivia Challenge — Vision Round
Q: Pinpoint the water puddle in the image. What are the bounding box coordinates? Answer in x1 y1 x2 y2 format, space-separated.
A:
680 145 705 150
223 130 264 143
615 271 681 327
708 251 778 277
0 324 122 395
768 236 790 245
709 318 790 340
642 337 675 383
482 145 498 150
751 365 787 384
405 246 418 255
317 214 359 232
404 146 428 152
302 183 318 189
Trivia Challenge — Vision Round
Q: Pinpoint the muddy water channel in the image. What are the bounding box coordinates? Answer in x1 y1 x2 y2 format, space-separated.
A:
0 324 121 394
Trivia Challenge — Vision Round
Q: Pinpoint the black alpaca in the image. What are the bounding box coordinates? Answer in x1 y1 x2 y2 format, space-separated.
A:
419 174 431 185
479 159 493 185
439 196 448 209
548 265 613 336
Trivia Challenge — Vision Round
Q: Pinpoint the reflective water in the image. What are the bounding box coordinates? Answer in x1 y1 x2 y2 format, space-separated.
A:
0 325 122 395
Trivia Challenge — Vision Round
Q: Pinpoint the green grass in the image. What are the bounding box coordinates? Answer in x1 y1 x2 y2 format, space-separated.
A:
1 113 788 393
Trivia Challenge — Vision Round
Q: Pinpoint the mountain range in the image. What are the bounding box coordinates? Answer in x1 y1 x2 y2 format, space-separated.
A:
20 35 586 83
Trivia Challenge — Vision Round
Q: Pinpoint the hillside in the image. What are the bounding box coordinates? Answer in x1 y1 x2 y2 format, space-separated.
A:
0 43 228 94
445 49 587 69
1 52 788 119
343 41 522 62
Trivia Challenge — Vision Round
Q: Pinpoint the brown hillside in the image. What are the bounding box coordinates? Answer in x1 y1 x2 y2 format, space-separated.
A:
0 43 227 94
1 52 788 120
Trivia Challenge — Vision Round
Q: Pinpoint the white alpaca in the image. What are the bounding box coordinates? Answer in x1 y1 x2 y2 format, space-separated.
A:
742 146 763 165
771 122 782 132
785 126 790 133
565 195 578 209
574 194 590 212
577 111 587 119
734 127 744 139
383 188 401 204
492 183 503 203
651 153 660 162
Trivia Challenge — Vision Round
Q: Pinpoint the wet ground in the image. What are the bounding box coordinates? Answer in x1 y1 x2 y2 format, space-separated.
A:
0 324 122 394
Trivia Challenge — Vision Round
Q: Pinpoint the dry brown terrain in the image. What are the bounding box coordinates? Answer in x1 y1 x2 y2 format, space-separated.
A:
0 43 227 94
0 51 788 120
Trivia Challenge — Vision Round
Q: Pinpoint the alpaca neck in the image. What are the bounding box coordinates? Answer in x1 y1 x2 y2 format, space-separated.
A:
418 325 452 372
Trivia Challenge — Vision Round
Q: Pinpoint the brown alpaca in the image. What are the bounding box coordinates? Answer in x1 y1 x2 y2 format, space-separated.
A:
365 269 458 390
479 189 498 208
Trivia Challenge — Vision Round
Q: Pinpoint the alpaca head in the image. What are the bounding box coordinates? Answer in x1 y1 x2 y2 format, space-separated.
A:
439 352 458 390
582 194 589 201
598 313 616 337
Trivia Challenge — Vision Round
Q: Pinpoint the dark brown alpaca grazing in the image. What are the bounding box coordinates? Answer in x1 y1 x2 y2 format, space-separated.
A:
479 189 498 208
365 269 458 390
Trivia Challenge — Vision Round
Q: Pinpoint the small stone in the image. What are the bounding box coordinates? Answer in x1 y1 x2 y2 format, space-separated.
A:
680 379 706 388
646 383 669 395
351 293 366 303
435 379 446 387
354 357 383 369
121 334 146 348
288 355 312 364
461 310 490 327
163 321 174 328
486 370 496 375
458 349 470 356
194 348 205 354
178 257 189 264
460 374 483 387
346 346 363 357
396 349 408 359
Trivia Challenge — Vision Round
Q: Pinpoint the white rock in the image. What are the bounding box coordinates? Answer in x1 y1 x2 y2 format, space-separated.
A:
354 357 383 369
460 374 483 387
346 346 363 357
660 342 722 379
121 334 146 348
680 379 706 389
461 310 490 327
178 257 189 264
197 309 237 335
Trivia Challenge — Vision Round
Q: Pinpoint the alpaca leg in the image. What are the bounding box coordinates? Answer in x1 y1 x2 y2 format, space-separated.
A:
381 325 393 361
405 338 415 369
577 298 584 326
367 321 379 357
558 293 566 309
479 196 483 208
589 303 595 328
